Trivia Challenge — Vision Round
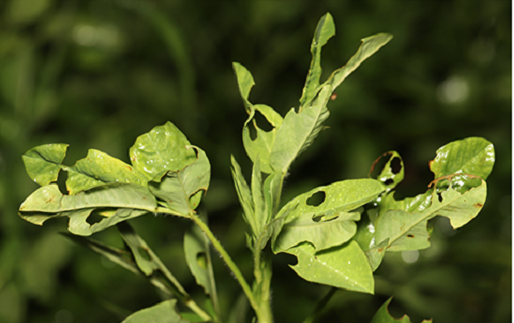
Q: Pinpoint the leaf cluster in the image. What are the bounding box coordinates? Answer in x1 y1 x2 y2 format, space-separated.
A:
18 12 495 323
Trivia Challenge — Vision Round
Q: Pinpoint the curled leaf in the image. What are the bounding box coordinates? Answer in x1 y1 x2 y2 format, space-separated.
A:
369 151 404 193
22 143 68 186
148 146 210 217
130 121 197 180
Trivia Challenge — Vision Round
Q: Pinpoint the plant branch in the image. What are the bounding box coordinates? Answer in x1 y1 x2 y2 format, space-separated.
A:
188 212 260 315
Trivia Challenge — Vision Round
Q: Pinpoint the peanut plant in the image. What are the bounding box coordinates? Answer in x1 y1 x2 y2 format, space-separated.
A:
18 13 494 323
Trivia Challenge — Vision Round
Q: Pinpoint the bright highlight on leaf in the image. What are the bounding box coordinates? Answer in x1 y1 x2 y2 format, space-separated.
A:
19 121 211 235
18 11 496 323
359 137 495 270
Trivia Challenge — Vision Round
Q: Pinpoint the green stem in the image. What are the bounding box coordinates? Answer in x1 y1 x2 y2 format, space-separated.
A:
188 212 260 315
253 247 273 323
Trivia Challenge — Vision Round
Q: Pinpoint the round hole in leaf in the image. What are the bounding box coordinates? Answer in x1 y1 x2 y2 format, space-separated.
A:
196 252 207 269
86 212 105 225
390 157 402 174
306 191 325 207
254 110 274 132
384 178 394 185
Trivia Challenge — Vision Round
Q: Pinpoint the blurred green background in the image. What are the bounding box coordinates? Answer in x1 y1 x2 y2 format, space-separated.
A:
0 0 510 322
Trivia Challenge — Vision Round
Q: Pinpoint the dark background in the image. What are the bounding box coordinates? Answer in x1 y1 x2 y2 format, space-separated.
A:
0 1 510 322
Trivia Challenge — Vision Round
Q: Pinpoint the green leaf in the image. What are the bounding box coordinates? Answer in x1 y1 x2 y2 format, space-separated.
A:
148 147 210 216
270 85 332 172
372 137 495 252
242 104 284 174
370 297 432 323
369 151 404 193
19 183 158 235
21 143 68 186
61 232 140 275
299 12 335 108
272 179 385 253
230 155 256 233
233 62 255 112
117 222 187 294
322 33 393 97
288 241 374 294
429 137 495 180
66 149 148 194
130 121 197 181
353 213 389 271
233 63 284 173
376 178 487 251
251 157 270 239
68 208 149 236
184 224 217 299
263 170 283 217
122 299 190 323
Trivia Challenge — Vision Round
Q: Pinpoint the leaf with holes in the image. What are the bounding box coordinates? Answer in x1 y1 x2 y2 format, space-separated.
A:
19 183 158 236
66 149 148 194
287 241 374 294
370 297 433 323
376 177 487 251
148 146 210 217
21 143 68 186
372 137 494 252
272 179 384 253
369 151 404 193
233 62 283 174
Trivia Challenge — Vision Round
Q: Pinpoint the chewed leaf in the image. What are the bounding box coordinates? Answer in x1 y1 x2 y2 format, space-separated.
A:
369 151 404 193
22 143 68 186
130 122 197 181
270 85 332 172
242 104 283 174
370 297 433 323
376 178 487 251
20 183 156 214
233 63 283 173
429 137 494 180
287 241 373 294
149 146 210 217
272 179 384 253
19 183 157 235
67 149 147 194
121 299 189 323
299 12 335 108
274 210 360 253
67 208 148 236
